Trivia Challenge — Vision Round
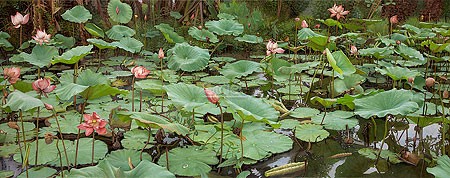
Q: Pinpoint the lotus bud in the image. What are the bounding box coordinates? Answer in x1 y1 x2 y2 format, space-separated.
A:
314 24 320 29
425 77 435 87
44 103 54 110
198 26 202 30
407 77 414 84
294 17 300 22
301 20 308 28
443 90 449 99
7 122 20 131
390 15 398 24
396 40 401 45
204 88 219 104
158 48 164 59
44 132 54 144
350 45 357 55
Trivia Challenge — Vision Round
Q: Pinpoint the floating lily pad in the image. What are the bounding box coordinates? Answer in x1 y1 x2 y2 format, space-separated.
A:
243 130 292 160
104 149 151 171
18 167 56 178
167 43 210 72
358 148 401 164
354 89 419 119
107 0 133 24
135 79 165 95
201 76 235 84
205 19 244 36
376 66 419 81
122 129 153 150
279 119 301 129
295 124 329 142
158 146 218 176
289 107 320 119
165 83 210 111
61 5 92 23
311 111 358 130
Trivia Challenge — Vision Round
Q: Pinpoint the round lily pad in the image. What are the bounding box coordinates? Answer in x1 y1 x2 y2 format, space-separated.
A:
158 146 219 176
289 107 320 119
295 124 329 142
167 43 210 72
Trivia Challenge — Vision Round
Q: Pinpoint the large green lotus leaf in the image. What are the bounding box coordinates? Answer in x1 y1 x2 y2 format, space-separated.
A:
20 45 58 68
402 24 421 34
54 34 76 49
421 40 450 53
87 38 116 49
47 138 108 166
0 170 14 178
223 90 279 122
111 37 143 53
220 60 260 79
158 146 219 177
201 76 235 84
376 66 419 81
310 96 336 108
358 47 394 59
104 149 151 171
68 159 174 178
0 31 13 51
279 119 301 129
311 111 358 130
396 44 425 63
165 83 210 111
427 155 450 178
358 148 401 164
307 35 334 52
167 43 210 72
135 79 165 95
205 19 244 36
289 107 320 118
107 0 133 24
61 5 92 23
84 23 104 38
217 13 236 20
317 18 342 29
354 89 419 119
333 74 365 94
155 23 185 43
13 139 59 165
235 35 263 44
243 130 292 160
77 69 108 86
325 49 356 78
295 124 329 142
297 28 321 40
126 112 189 136
188 26 219 43
52 45 93 65
106 25 136 40
4 91 43 112
0 122 35 143
121 129 153 150
271 57 292 81
17 167 56 178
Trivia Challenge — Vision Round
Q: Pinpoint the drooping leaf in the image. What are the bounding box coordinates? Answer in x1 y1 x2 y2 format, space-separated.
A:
165 83 209 111
234 35 263 44
125 112 189 136
107 0 133 24
106 25 136 40
333 74 365 94
354 89 419 119
104 149 151 171
54 34 76 49
376 66 420 81
188 26 219 43
55 82 89 101
427 155 450 178
220 60 260 79
297 28 321 41
325 49 356 78
205 19 244 36
396 44 425 63
84 23 105 38
52 45 93 65
4 91 43 112
20 45 58 68
79 84 128 100
311 111 358 130
167 43 210 72
111 37 143 53
158 146 219 177
61 5 92 23
155 23 185 43
87 38 116 50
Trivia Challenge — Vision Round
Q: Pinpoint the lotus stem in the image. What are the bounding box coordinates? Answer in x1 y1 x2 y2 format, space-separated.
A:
55 137 64 177
91 132 95 165
16 129 24 163
370 116 378 144
218 103 224 172
19 26 23 47
240 119 244 159
74 100 87 167
160 57 164 113
131 76 135 112
165 147 169 170
50 109 70 168
34 107 40 165
438 83 446 153
140 128 151 161
73 62 78 107
139 90 143 112
19 110 29 178
375 116 390 165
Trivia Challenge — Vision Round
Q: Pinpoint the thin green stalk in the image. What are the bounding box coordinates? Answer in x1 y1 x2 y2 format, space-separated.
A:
218 103 224 169
74 100 88 167
51 109 70 167
19 110 29 178
131 76 135 112
55 137 64 177
375 116 389 164
438 83 446 153
140 128 151 161
91 132 95 165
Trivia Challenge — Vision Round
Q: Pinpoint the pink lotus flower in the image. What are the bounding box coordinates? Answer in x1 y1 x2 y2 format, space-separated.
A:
11 12 29 28
390 15 398 24
301 20 308 28
32 78 56 97
350 45 358 55
33 30 51 45
158 48 164 59
266 40 285 56
204 88 219 104
328 4 349 20
77 112 108 136
3 67 20 84
131 66 150 79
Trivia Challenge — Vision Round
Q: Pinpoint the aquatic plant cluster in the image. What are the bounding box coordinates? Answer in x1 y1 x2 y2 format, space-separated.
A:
0 0 449 177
